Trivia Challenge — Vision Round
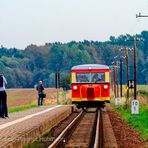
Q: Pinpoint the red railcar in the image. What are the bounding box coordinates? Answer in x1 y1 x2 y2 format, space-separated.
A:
71 64 110 108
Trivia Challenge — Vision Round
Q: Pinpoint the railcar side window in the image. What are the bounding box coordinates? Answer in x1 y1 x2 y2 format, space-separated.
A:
91 73 105 83
76 73 90 83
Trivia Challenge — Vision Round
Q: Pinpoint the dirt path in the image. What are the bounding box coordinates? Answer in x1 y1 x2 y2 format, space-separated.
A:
107 108 146 148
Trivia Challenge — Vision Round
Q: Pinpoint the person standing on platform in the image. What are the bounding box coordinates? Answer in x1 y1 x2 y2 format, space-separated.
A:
0 74 8 119
36 81 44 106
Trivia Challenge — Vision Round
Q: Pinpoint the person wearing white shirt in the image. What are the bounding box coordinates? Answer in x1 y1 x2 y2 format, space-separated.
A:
0 74 8 118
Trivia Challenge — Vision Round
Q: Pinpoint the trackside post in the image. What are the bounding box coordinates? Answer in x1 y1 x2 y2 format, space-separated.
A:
55 72 60 104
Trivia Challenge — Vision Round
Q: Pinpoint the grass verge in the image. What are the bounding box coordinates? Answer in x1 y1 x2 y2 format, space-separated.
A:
110 102 148 140
8 104 38 113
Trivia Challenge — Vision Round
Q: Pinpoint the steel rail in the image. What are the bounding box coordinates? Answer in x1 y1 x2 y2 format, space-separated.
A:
93 110 100 148
48 110 83 148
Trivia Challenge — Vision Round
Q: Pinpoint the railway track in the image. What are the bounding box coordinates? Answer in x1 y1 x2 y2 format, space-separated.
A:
48 108 103 148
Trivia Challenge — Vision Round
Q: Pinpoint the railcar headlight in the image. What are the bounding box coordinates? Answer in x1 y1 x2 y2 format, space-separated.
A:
73 85 78 90
104 85 108 89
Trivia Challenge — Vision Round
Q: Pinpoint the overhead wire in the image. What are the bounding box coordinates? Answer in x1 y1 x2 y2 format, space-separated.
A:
130 1 148 35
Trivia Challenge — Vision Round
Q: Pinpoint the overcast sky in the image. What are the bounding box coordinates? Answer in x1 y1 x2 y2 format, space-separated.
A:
0 0 148 49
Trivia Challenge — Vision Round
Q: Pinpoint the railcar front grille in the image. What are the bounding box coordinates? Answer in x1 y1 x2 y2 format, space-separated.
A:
87 88 94 100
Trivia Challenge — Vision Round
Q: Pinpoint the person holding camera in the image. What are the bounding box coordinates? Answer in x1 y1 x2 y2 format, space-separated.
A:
36 81 45 106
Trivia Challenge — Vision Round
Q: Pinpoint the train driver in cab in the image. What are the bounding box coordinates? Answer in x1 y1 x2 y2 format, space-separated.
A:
92 73 104 83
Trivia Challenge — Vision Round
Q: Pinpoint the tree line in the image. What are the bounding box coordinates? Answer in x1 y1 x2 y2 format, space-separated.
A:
0 31 148 88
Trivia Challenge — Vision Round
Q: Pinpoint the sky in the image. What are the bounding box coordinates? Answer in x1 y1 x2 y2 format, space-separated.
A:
0 0 148 49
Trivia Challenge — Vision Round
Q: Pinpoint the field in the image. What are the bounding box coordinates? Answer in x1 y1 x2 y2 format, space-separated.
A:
6 84 147 108
7 85 147 109
7 88 61 108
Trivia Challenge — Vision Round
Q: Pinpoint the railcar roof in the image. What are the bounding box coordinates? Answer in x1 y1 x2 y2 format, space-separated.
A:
71 64 109 70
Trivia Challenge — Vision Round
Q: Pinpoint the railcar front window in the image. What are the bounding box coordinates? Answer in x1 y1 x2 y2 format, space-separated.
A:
76 72 105 83
91 73 105 83
76 73 90 83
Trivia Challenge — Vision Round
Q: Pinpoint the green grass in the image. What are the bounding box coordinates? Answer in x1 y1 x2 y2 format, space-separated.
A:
138 90 148 96
8 104 38 113
137 85 148 91
111 102 148 140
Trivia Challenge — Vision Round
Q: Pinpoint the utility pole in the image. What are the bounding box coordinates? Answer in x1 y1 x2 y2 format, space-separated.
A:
128 12 147 114
113 67 116 98
120 49 123 98
109 66 114 93
126 36 143 100
116 61 119 98
136 12 148 18
112 57 120 98
109 65 115 95
133 37 137 100
111 69 114 91
136 13 147 100
126 47 129 103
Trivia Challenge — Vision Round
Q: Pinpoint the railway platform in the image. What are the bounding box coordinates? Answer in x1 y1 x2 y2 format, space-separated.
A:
0 105 72 148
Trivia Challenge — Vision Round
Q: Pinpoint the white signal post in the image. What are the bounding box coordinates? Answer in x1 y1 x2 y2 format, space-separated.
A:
115 97 121 105
131 100 139 114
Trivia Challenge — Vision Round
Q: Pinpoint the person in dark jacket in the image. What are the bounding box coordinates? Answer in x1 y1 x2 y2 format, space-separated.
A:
36 81 44 106
0 74 8 118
